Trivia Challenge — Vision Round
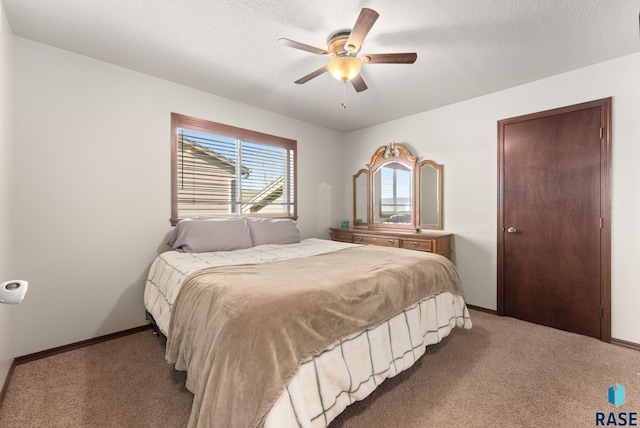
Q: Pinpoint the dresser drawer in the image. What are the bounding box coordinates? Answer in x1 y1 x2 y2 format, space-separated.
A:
332 232 353 243
330 228 452 260
401 239 433 252
354 235 401 248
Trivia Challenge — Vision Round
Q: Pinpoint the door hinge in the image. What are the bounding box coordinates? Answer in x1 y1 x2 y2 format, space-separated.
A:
600 217 603 229
600 306 603 318
599 127 604 139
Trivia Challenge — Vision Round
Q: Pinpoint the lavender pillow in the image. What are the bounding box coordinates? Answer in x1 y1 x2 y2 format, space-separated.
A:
167 217 253 253
247 218 301 246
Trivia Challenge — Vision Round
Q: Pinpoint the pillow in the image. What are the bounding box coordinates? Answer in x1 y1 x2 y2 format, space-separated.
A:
247 218 301 246
167 217 253 253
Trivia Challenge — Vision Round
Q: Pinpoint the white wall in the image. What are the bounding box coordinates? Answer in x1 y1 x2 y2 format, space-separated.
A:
345 52 640 344
9 35 640 359
12 38 345 356
0 1 15 388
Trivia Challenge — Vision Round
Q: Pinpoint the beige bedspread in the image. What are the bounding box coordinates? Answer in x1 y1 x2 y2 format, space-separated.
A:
166 244 464 428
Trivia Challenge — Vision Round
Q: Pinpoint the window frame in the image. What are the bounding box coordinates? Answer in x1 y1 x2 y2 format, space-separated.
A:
170 113 297 225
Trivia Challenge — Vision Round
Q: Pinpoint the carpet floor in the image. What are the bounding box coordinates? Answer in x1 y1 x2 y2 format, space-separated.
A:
0 310 638 427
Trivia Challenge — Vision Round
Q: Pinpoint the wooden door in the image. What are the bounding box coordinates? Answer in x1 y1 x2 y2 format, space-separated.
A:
497 99 611 340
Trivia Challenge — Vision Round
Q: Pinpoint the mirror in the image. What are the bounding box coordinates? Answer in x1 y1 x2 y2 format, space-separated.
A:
353 169 369 226
367 143 417 230
373 162 413 224
354 143 443 230
418 160 443 229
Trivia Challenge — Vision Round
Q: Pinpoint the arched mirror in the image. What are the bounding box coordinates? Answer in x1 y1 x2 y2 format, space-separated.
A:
417 160 443 229
353 143 443 230
353 169 369 225
373 162 413 224
367 143 417 230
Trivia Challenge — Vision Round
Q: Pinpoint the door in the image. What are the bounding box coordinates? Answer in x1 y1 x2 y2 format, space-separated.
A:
497 99 611 340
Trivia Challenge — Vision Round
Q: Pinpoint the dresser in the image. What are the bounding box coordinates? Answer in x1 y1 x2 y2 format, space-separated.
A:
330 228 452 260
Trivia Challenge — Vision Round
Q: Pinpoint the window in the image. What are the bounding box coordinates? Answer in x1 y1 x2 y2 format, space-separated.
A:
171 113 296 225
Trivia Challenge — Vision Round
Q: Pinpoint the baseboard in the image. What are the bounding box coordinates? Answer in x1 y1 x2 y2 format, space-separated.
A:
611 337 640 352
466 304 498 315
0 359 16 411
14 324 152 365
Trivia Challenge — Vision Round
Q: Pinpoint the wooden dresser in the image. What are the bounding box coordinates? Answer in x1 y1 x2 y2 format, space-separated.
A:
330 228 452 260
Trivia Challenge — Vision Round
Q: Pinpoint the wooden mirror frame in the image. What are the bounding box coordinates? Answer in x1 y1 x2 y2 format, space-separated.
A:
416 159 443 230
367 143 417 230
353 169 369 226
353 143 444 230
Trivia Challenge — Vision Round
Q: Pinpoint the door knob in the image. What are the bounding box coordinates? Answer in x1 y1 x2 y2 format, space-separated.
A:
507 227 517 234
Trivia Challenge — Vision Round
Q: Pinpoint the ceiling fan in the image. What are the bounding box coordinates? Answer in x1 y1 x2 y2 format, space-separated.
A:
278 8 417 93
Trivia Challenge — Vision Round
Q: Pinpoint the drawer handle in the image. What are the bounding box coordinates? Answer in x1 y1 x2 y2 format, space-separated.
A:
412 241 419 247
388 239 395 245
356 236 363 242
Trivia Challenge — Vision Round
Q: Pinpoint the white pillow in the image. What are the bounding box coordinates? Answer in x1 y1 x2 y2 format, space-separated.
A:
247 218 301 246
167 217 253 253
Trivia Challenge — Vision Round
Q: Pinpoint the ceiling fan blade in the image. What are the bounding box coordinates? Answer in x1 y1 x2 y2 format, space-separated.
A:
361 52 417 64
345 8 380 54
294 65 329 84
278 38 329 56
351 74 368 92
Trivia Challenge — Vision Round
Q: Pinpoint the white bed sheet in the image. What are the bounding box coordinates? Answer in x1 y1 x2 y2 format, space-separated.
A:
143 238 471 427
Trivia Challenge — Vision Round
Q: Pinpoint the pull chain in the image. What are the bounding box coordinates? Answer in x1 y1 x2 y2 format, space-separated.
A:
341 81 347 109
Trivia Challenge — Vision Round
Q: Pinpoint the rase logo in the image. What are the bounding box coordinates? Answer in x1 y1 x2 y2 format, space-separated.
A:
609 384 627 408
596 383 637 426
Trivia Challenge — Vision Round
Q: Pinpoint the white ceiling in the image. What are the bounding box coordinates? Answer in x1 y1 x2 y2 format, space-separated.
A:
4 0 640 132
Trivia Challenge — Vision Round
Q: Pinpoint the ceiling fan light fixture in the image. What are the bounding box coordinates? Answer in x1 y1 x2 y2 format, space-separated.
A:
327 56 361 82
280 8 415 91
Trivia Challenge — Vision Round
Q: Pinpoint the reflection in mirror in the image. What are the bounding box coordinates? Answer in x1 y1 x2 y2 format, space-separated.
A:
418 160 442 229
373 162 413 224
353 169 369 225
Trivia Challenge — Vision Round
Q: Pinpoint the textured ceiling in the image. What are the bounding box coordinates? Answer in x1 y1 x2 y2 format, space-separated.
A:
4 0 640 132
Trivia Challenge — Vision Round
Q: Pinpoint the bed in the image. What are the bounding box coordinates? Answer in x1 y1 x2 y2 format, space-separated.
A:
143 217 472 428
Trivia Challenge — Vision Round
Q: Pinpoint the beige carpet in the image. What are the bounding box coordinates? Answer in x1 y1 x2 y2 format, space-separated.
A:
0 310 638 427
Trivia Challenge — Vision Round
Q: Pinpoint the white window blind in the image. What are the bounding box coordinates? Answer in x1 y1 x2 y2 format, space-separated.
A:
171 113 296 224
380 164 411 214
